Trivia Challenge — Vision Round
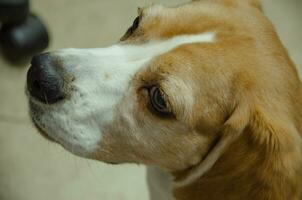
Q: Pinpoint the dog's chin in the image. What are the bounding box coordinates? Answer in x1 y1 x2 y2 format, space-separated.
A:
32 113 129 165
33 121 93 158
28 97 118 162
28 99 56 142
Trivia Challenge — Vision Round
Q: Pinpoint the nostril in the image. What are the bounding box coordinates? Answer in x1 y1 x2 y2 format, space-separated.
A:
33 80 41 92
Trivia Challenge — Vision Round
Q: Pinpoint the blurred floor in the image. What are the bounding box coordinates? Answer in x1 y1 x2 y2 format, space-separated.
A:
0 0 301 200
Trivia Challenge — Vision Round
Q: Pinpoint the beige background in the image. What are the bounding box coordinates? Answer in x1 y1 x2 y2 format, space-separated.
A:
0 0 301 200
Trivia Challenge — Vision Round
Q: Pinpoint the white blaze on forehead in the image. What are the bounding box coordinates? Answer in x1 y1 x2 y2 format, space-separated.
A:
33 32 215 157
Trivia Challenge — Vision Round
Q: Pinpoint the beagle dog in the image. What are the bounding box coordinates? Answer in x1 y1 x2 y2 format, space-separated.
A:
26 0 302 199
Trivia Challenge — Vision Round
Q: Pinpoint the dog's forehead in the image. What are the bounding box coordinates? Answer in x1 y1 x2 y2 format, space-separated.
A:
126 3 217 41
123 0 264 44
128 0 270 120
125 0 268 77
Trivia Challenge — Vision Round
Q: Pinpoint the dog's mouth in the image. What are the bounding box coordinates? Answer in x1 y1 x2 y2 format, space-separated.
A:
27 81 104 157
33 119 56 143
28 99 59 144
28 97 70 150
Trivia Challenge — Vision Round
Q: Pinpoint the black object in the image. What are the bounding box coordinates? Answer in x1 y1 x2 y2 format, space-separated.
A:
27 53 65 104
0 0 29 24
0 0 50 63
0 14 49 61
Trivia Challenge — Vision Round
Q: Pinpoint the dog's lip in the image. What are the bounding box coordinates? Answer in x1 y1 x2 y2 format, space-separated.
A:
33 121 57 143
29 110 89 157
28 92 92 158
29 99 73 149
28 98 56 143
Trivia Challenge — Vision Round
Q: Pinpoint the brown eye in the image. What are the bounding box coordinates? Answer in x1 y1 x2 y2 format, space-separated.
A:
148 86 173 117
132 16 140 30
125 16 140 36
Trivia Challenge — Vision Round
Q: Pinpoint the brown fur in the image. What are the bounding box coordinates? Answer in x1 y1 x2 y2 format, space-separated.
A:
117 0 302 199
36 0 302 199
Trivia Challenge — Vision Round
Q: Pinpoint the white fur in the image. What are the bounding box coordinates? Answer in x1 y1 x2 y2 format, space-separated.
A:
29 32 216 157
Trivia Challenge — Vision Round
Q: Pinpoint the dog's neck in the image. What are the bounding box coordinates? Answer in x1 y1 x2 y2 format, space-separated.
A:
171 126 302 200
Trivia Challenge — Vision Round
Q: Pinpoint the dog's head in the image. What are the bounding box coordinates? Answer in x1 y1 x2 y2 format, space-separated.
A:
26 0 300 178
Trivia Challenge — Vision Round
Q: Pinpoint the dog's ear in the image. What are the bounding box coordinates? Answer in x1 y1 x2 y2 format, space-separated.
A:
175 96 301 187
249 103 301 153
174 100 250 187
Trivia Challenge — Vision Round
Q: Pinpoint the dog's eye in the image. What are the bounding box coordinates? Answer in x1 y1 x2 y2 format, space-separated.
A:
148 86 173 117
125 16 140 36
132 16 140 31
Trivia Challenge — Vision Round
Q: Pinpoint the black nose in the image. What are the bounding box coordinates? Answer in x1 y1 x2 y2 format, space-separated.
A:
27 53 65 104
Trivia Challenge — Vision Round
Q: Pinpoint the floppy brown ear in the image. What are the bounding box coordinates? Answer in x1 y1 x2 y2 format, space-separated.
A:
174 101 250 187
249 104 301 152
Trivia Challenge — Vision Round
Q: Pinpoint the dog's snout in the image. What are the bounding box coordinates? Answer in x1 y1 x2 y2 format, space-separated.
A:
27 53 65 104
